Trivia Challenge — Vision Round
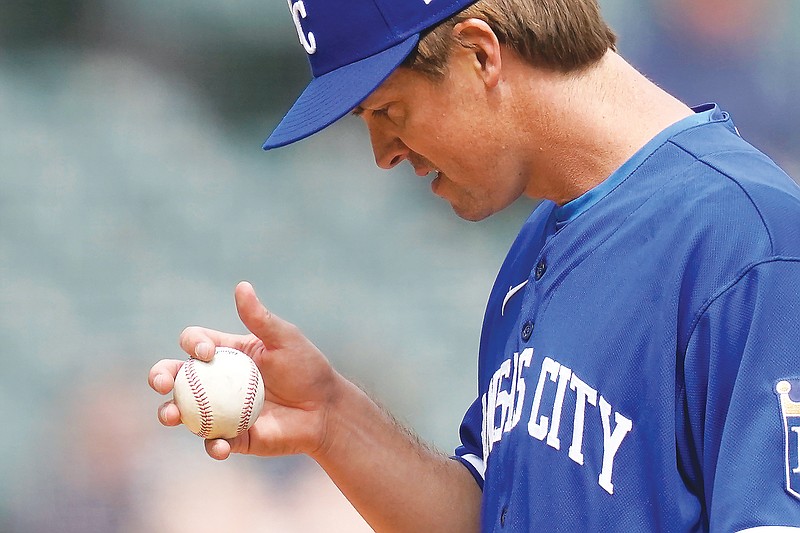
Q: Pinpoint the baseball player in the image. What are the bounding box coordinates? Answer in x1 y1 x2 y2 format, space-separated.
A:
149 0 800 530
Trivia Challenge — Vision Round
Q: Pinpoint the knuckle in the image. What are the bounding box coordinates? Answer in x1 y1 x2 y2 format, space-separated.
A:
179 325 200 342
282 320 302 338
179 326 207 355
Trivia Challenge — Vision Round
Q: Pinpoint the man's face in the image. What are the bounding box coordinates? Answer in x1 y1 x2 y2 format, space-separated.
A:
353 65 527 222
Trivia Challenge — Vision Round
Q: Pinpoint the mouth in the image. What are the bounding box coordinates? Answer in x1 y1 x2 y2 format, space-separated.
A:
430 170 443 195
412 164 436 177
408 154 437 176
407 159 443 195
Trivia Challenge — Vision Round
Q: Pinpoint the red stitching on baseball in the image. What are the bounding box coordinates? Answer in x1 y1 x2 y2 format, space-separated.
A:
238 360 260 435
185 359 213 438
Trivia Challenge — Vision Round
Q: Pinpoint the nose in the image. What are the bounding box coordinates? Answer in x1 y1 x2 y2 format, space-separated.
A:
368 123 409 170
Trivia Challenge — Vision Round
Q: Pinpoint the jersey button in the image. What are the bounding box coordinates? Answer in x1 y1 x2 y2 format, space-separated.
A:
521 321 534 341
500 506 508 527
534 259 547 280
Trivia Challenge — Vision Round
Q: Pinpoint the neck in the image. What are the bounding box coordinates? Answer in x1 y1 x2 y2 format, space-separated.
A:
511 51 693 205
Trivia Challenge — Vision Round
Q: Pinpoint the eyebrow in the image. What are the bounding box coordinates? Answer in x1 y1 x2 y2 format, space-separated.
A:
350 106 365 117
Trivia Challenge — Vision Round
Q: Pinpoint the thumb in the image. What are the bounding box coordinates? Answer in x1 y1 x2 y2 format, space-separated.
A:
235 281 297 350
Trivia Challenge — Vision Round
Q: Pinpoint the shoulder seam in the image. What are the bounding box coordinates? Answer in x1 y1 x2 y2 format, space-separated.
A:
667 141 776 254
685 257 800 345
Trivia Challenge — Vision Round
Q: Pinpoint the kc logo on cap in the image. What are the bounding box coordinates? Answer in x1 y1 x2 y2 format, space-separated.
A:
288 0 317 55
264 0 479 150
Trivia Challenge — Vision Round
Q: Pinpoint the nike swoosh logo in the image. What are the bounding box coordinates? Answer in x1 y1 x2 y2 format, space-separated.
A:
502 280 529 317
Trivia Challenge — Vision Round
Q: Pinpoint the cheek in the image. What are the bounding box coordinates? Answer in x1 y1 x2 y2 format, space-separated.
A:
406 117 492 179
449 149 494 183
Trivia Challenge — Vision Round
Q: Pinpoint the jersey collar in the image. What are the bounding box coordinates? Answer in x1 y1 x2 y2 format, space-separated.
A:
554 103 725 229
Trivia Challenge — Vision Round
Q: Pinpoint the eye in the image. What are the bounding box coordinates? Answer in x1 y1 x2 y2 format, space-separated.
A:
372 104 405 127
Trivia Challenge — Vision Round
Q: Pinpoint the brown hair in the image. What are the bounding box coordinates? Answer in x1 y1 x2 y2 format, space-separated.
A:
403 0 617 78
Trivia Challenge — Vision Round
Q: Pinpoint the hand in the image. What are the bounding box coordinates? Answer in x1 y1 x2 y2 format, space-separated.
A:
148 281 340 460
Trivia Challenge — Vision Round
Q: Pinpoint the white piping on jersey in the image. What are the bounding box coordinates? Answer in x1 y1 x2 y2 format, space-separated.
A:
459 453 486 480
502 280 529 317
739 526 800 533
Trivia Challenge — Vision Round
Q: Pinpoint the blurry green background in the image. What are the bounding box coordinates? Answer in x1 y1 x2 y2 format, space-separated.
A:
1 1 798 531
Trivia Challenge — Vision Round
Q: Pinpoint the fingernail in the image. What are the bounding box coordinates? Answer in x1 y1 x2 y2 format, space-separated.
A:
154 374 164 392
195 342 213 359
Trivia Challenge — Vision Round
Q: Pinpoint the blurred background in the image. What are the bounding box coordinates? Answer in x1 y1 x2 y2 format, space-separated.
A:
0 0 797 531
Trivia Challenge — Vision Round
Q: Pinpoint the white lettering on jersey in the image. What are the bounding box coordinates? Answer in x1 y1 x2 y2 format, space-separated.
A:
482 352 633 495
484 358 512 457
484 349 532 457
568 373 597 465
528 356 560 440
506 348 533 432
288 0 317 54
546 365 573 450
492 358 513 445
481 393 489 460
598 396 633 494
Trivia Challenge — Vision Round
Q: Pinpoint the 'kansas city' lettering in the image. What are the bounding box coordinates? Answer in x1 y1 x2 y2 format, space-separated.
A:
482 349 633 495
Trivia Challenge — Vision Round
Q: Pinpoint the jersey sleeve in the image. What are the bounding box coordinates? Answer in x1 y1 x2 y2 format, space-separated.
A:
682 258 800 531
453 395 485 489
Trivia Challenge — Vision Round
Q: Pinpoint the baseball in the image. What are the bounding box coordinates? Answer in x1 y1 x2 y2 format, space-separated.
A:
173 347 265 439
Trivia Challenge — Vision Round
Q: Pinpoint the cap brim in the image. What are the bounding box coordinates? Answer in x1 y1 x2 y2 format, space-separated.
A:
263 33 420 150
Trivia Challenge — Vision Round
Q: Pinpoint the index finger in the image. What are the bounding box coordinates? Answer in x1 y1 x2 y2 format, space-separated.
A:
148 359 185 395
179 325 251 362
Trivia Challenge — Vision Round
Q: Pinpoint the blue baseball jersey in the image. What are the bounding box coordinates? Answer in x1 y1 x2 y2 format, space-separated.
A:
454 104 800 531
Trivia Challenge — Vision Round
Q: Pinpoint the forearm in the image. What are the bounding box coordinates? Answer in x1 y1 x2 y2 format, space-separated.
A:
311 374 482 533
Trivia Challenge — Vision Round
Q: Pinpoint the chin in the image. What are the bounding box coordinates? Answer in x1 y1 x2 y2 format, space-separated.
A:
451 204 495 222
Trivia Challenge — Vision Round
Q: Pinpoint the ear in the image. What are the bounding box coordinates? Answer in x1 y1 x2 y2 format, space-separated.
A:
452 19 502 88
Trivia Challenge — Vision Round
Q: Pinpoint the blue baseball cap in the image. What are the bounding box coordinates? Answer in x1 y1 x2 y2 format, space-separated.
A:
263 0 478 150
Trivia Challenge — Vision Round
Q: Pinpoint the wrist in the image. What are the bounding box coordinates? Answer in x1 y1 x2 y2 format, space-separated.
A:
307 370 362 461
